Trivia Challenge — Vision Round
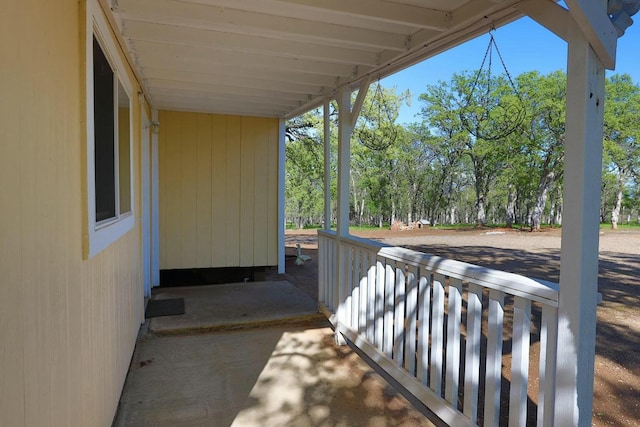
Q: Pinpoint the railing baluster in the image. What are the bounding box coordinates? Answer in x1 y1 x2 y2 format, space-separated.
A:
383 262 395 357
393 265 406 366
332 239 339 315
484 289 505 427
316 231 560 427
358 249 368 334
538 304 558 427
352 248 361 331
325 236 331 311
318 235 325 305
509 296 531 427
352 248 367 333
375 258 385 350
367 251 377 343
404 269 418 376
343 246 357 329
463 283 482 422
446 278 463 406
417 275 431 385
324 236 329 306
431 274 445 395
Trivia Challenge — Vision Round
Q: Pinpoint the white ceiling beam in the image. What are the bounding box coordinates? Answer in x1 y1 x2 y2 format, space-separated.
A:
447 0 510 29
117 0 408 51
142 68 325 94
130 40 362 77
145 79 309 105
186 0 450 30
153 94 292 111
124 21 381 66
139 57 340 87
519 0 569 42
266 0 450 29
149 87 300 109
372 5 522 86
564 0 617 69
154 99 285 117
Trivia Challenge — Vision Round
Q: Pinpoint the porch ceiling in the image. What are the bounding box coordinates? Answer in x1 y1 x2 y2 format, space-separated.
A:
108 0 530 118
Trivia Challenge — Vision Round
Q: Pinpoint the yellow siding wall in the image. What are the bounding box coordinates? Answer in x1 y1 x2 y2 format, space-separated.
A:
159 111 279 269
0 1 144 426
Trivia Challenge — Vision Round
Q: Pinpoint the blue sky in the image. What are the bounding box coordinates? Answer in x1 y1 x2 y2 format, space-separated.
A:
382 16 640 124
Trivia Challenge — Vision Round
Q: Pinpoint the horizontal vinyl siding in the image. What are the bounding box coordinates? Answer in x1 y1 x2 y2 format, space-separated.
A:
159 111 278 269
0 1 144 426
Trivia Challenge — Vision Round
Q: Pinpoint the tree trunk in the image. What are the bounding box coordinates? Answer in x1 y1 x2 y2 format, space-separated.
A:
476 197 486 227
532 171 555 231
506 186 515 228
554 188 563 226
611 187 623 229
391 200 396 225
351 176 360 226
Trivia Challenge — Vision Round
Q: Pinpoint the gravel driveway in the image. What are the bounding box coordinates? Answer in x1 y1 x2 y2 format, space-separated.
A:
280 227 640 426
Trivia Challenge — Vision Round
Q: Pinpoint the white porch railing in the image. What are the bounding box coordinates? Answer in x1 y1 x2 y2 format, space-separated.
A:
318 230 560 427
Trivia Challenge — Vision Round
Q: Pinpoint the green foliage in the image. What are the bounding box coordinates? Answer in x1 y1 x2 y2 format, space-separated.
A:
285 109 326 228
284 72 640 229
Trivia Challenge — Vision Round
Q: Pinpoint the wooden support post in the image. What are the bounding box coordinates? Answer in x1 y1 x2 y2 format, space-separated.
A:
334 81 369 344
336 80 369 237
555 20 605 426
278 119 286 274
336 88 352 238
151 109 160 287
323 99 331 231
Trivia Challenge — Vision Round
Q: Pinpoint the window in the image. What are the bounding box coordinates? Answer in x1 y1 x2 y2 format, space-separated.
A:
86 0 134 258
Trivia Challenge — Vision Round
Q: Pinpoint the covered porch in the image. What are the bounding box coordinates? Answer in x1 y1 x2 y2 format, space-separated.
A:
115 279 439 426
108 0 633 425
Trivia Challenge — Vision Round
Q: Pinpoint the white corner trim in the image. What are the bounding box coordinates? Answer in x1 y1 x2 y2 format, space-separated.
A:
278 118 286 274
151 109 160 286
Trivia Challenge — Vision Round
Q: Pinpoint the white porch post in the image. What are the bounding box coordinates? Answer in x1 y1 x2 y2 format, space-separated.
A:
555 20 606 426
323 99 331 231
336 88 352 238
333 82 369 344
334 87 352 344
278 118 286 274
151 109 160 287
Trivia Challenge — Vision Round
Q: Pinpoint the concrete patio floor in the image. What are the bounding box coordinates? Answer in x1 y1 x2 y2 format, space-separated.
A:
114 281 438 426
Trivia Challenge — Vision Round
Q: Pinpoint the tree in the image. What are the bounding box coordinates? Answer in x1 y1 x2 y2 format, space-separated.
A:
352 85 409 226
603 74 640 229
517 71 566 231
420 71 512 226
285 109 325 227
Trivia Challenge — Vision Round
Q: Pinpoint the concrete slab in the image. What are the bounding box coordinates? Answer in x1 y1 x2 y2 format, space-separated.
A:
149 281 324 334
115 323 436 427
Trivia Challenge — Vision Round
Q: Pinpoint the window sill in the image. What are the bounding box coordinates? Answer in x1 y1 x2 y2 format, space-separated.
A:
88 213 135 258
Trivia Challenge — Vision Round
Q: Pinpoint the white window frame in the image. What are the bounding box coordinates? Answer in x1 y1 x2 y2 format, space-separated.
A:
86 0 135 258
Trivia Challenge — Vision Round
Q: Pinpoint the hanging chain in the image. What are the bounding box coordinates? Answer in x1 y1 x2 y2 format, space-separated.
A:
492 34 521 100
459 32 526 141
357 80 397 151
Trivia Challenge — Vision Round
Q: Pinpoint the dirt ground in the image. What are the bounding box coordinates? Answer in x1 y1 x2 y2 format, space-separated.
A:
276 226 640 426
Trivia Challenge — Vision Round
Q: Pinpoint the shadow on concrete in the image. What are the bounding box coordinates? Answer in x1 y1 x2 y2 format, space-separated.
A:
115 323 437 426
115 280 438 426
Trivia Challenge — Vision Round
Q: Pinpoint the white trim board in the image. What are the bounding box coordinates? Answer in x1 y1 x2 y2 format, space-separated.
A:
85 0 135 258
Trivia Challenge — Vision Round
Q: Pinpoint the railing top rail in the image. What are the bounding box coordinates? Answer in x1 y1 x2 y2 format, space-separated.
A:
318 230 559 306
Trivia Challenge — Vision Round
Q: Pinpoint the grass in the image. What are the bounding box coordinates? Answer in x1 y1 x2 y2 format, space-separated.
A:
349 225 387 231
600 222 640 229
